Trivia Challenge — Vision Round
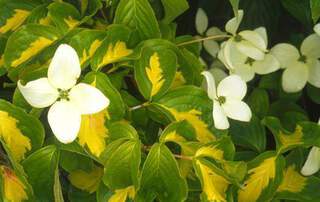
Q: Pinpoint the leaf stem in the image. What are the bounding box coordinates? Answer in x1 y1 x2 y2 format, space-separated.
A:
130 102 149 111
177 34 231 47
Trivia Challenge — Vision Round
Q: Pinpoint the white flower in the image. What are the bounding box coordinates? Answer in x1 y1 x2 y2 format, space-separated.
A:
223 10 268 64
202 71 252 130
18 44 109 144
195 8 225 58
314 23 320 36
301 119 320 176
271 34 320 93
218 27 280 82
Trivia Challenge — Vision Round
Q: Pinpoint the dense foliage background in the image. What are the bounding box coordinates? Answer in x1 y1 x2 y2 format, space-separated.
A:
1 0 320 202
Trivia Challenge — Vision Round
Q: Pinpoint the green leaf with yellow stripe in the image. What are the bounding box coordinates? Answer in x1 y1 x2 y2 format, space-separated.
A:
48 2 81 33
26 4 51 25
3 24 61 79
70 29 107 69
275 149 320 201
193 137 246 202
91 25 133 70
0 0 38 35
0 99 44 162
263 116 320 153
135 46 177 100
237 152 285 202
148 86 217 143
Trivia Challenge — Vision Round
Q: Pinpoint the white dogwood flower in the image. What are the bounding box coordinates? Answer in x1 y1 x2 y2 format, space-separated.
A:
218 27 280 82
202 71 252 130
301 119 320 176
222 10 268 68
18 44 109 144
314 23 320 36
271 34 320 93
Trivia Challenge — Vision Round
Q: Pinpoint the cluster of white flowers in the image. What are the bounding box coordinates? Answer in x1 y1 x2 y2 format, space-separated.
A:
198 9 320 176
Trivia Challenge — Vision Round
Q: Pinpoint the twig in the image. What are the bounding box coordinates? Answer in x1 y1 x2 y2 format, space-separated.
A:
177 34 231 47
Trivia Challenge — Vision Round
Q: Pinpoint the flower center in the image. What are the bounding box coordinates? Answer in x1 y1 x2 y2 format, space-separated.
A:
58 89 70 101
298 55 307 63
245 57 255 66
216 96 226 105
234 34 243 42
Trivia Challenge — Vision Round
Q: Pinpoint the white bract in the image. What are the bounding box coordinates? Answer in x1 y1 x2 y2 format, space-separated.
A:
202 71 252 130
301 119 320 176
218 11 279 82
270 34 320 93
195 8 225 57
314 23 320 36
18 44 109 144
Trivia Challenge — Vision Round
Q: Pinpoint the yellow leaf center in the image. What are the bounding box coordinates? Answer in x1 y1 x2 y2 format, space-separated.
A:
99 41 132 68
0 111 31 161
146 52 165 97
277 165 306 193
0 9 30 34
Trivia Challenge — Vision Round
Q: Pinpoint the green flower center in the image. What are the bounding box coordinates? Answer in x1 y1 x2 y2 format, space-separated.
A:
245 57 255 66
58 89 70 101
234 34 243 42
298 55 307 63
217 96 226 105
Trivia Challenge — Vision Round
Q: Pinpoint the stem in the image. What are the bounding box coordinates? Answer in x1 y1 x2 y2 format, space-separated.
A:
3 82 16 88
177 34 231 47
130 102 149 111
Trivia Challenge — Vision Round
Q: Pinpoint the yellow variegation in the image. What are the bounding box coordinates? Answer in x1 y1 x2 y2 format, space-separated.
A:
68 166 103 193
196 161 229 202
278 125 303 150
0 9 30 34
146 52 165 97
196 146 224 160
39 16 51 25
277 165 306 193
11 37 56 67
108 186 135 202
99 41 132 68
238 157 276 202
171 71 186 88
0 55 4 66
164 130 187 143
64 16 79 29
1 166 28 202
78 110 108 157
0 111 31 161
80 39 102 65
165 107 215 142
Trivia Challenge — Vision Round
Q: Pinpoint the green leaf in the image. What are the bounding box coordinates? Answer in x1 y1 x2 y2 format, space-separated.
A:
90 25 133 70
114 0 160 40
134 45 177 100
281 0 312 27
69 29 107 69
0 0 38 35
148 86 217 143
102 138 141 189
310 0 320 24
237 151 285 202
160 0 189 23
48 2 81 33
307 83 320 104
0 99 45 161
276 159 320 201
136 143 187 202
3 24 61 80
59 150 94 173
107 121 139 141
263 116 320 153
22 145 60 201
247 88 269 119
83 71 126 121
229 115 266 153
